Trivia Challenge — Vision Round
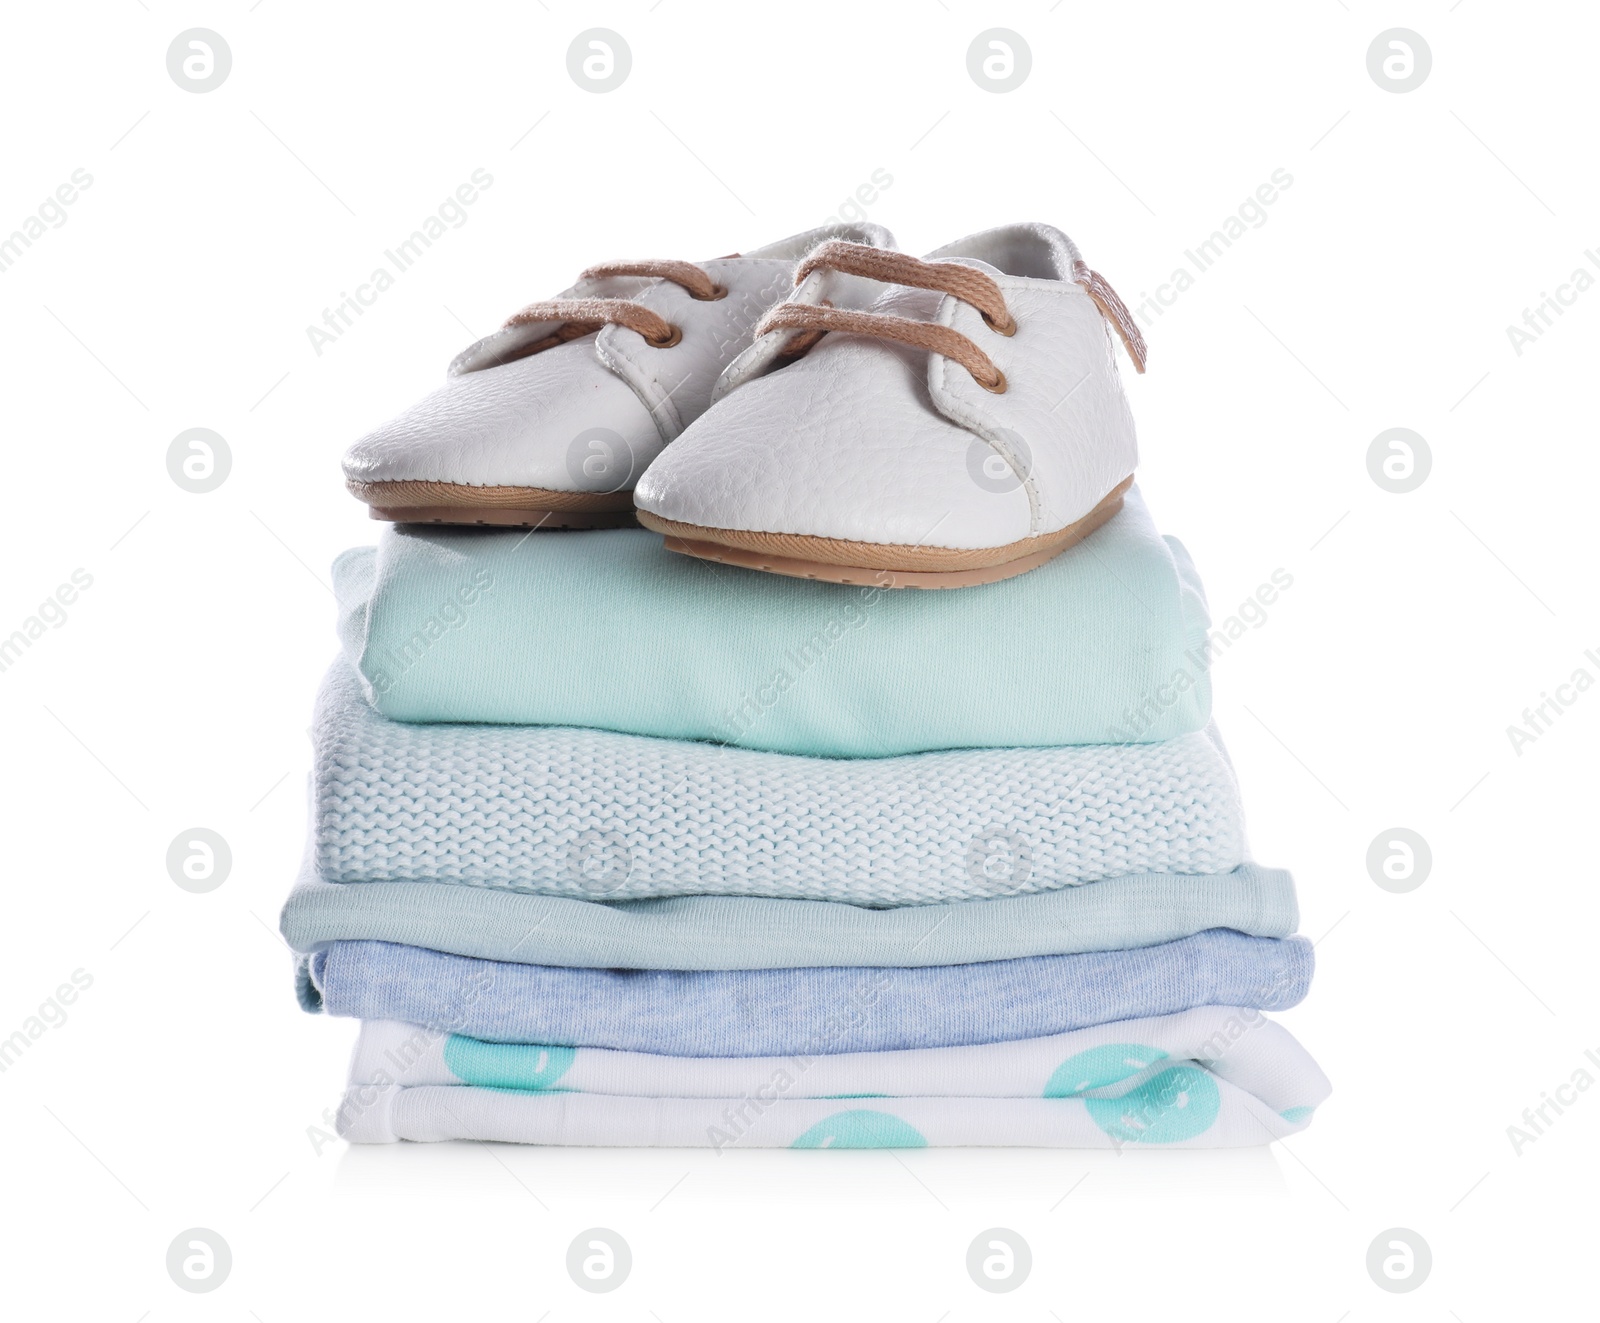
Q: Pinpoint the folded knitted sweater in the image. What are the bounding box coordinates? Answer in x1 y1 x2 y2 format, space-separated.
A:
312 663 1246 904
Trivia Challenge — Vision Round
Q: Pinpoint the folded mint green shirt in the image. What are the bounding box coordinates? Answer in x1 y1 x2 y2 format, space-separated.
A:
335 486 1212 757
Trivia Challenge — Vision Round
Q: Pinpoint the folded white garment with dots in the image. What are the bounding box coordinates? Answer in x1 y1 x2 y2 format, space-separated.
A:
337 1007 1328 1148
314 663 1247 905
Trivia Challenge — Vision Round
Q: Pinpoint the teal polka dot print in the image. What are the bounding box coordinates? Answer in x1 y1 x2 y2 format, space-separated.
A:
1085 1066 1221 1142
1044 1044 1221 1143
790 1110 928 1149
1043 1043 1168 1096
443 1036 577 1091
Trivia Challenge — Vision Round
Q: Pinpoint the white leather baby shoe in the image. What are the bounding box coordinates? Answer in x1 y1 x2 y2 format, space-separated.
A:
633 223 1147 587
344 224 895 527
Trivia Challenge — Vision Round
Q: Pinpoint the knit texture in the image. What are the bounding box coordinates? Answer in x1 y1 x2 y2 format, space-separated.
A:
312 930 1313 1056
312 663 1247 903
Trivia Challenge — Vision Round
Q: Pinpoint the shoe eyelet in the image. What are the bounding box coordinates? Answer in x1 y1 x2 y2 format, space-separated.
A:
692 284 729 302
982 311 1017 337
646 324 683 348
981 369 1008 394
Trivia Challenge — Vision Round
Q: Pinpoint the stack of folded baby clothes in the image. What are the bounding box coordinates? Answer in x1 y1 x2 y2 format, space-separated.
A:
281 220 1327 1148
280 490 1328 1149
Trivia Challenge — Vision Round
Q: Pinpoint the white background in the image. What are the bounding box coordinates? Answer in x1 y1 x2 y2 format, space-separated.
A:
1 1 1595 1316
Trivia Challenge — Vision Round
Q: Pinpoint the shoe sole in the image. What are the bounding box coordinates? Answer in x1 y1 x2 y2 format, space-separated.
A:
637 476 1135 589
350 480 638 529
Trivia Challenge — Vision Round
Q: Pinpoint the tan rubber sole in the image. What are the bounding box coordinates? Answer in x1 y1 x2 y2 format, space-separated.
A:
638 476 1135 589
350 480 637 529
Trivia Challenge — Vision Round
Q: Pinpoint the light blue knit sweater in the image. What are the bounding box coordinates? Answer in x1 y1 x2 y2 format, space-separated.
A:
311 662 1247 904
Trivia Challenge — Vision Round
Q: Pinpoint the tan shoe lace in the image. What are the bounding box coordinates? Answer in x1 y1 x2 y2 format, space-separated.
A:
754 240 1147 394
501 259 727 355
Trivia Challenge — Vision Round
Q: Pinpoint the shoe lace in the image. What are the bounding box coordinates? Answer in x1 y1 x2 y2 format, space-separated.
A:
753 240 1147 394
501 259 726 356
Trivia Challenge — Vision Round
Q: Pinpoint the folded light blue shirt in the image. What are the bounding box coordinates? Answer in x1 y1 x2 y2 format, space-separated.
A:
312 930 1312 1056
334 485 1213 757
282 861 1299 984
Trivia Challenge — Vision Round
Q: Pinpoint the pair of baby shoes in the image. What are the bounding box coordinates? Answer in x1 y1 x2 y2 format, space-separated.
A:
343 221 1146 588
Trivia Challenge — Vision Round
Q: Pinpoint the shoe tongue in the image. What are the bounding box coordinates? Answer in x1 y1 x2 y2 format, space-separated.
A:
868 256 1005 319
870 284 945 319
937 255 1007 279
925 224 1082 280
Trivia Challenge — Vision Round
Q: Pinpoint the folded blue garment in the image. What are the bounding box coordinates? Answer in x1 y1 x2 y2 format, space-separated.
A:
312 930 1312 1057
282 861 1300 984
334 485 1213 756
